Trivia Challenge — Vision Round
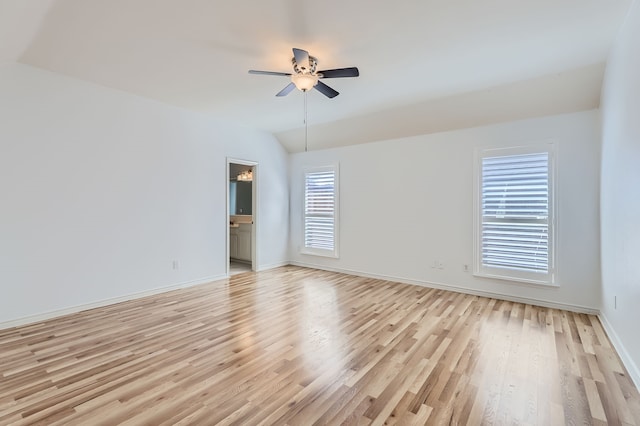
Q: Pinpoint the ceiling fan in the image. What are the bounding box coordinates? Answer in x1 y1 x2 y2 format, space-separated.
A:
249 48 359 98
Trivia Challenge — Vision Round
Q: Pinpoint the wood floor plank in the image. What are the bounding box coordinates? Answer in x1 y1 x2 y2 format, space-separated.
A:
0 265 639 424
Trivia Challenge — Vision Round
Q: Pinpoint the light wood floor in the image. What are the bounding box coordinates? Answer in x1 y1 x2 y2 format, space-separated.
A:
1 266 639 425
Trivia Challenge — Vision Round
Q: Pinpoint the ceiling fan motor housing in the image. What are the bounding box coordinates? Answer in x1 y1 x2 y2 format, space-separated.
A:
292 56 318 75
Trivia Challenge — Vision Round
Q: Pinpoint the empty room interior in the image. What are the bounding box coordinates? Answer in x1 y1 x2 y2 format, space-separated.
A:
2 0 640 424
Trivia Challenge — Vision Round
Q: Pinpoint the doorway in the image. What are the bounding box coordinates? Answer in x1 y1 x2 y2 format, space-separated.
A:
227 159 258 276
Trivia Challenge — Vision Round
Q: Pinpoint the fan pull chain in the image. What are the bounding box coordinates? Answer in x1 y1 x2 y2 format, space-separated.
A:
304 92 308 152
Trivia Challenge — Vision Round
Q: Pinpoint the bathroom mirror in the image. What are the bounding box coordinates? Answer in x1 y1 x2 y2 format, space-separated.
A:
229 181 252 215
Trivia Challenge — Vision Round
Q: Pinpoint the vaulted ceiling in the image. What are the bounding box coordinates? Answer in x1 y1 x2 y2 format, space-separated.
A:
1 0 632 152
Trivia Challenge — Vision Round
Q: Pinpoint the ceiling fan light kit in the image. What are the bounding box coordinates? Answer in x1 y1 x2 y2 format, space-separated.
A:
291 73 318 91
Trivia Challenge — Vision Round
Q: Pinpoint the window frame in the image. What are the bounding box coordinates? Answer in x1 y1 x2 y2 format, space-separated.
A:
301 164 339 258
473 143 557 286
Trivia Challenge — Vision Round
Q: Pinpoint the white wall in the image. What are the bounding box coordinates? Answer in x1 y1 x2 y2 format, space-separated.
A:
0 63 289 325
600 0 640 387
289 110 601 311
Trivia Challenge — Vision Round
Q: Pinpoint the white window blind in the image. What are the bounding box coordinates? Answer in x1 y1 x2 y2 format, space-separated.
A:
303 166 338 257
475 146 555 285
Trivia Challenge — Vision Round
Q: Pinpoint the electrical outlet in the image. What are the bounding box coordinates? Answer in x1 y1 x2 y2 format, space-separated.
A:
462 264 469 273
437 261 445 270
172 260 179 270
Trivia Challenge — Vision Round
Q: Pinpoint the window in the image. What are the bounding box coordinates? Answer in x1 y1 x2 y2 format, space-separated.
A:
474 144 555 285
302 165 339 257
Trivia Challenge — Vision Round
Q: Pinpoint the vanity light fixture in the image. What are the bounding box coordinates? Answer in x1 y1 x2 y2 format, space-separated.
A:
237 170 253 182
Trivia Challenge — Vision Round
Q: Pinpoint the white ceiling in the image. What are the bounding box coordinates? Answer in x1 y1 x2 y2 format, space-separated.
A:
2 0 632 152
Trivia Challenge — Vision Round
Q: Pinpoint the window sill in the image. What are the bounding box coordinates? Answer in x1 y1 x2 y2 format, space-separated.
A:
300 249 338 259
473 271 558 288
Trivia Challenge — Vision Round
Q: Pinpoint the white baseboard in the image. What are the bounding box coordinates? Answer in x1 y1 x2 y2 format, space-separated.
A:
288 261 599 315
256 261 290 272
598 313 640 390
0 274 227 330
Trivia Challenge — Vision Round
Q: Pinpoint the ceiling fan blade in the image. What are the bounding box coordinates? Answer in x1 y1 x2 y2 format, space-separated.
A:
318 67 360 78
248 70 291 77
276 82 296 97
292 48 310 70
314 81 339 98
